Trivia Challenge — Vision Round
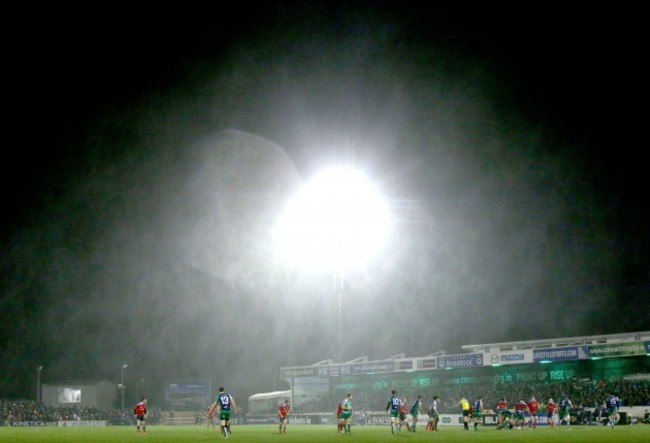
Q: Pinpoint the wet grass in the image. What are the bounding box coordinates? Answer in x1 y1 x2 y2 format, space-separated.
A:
1 424 648 442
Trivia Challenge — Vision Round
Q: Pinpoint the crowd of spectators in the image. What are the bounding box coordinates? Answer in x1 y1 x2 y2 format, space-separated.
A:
4 378 648 424
296 378 650 415
0 399 162 425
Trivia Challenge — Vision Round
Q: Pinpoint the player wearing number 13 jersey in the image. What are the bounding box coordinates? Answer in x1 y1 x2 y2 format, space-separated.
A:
207 387 239 438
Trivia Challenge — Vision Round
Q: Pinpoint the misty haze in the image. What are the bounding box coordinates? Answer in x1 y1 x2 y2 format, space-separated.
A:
1 3 647 428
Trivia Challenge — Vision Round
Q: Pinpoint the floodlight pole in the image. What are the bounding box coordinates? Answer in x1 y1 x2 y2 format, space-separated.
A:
136 378 145 404
121 364 128 412
336 272 341 358
37 366 43 403
334 271 343 361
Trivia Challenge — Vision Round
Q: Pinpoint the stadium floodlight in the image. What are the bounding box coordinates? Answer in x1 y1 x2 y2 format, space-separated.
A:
273 166 390 272
273 166 391 358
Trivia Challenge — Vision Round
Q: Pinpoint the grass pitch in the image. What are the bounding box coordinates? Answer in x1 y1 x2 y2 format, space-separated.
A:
1 424 648 442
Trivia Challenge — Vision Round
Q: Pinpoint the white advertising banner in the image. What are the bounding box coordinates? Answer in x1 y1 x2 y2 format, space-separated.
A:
484 349 533 366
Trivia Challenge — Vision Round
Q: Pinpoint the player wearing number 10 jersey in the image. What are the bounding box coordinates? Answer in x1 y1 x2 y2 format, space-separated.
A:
386 390 400 434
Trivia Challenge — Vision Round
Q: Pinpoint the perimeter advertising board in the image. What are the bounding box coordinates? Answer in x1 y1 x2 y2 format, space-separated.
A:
589 342 647 358
533 346 589 362
282 360 396 378
437 353 483 369
485 350 533 366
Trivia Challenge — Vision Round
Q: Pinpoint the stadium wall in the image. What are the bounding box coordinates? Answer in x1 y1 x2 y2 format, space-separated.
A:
282 336 650 413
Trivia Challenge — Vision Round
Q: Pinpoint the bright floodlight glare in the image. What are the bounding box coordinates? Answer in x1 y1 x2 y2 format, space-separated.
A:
274 167 390 271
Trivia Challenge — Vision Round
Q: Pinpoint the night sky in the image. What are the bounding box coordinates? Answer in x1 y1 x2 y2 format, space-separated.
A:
2 3 647 405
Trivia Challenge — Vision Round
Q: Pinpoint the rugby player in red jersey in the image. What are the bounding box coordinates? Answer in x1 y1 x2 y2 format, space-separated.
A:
336 402 344 433
278 399 290 433
513 400 530 429
527 396 539 429
495 397 511 430
546 398 557 428
133 397 148 434
399 398 412 432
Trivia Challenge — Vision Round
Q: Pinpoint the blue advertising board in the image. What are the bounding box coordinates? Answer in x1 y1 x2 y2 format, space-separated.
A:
533 346 589 362
437 353 483 369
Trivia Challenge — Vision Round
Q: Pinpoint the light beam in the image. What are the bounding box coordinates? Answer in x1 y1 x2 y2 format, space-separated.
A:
273 166 390 272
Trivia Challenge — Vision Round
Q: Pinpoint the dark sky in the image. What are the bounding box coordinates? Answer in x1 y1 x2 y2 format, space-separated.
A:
2 3 648 405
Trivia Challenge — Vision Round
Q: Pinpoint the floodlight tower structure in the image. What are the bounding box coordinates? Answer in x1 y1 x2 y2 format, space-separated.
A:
274 167 390 360
36 366 43 403
121 364 128 412
334 271 344 359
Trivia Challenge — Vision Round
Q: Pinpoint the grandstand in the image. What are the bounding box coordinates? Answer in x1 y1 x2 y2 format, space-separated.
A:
280 331 650 417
